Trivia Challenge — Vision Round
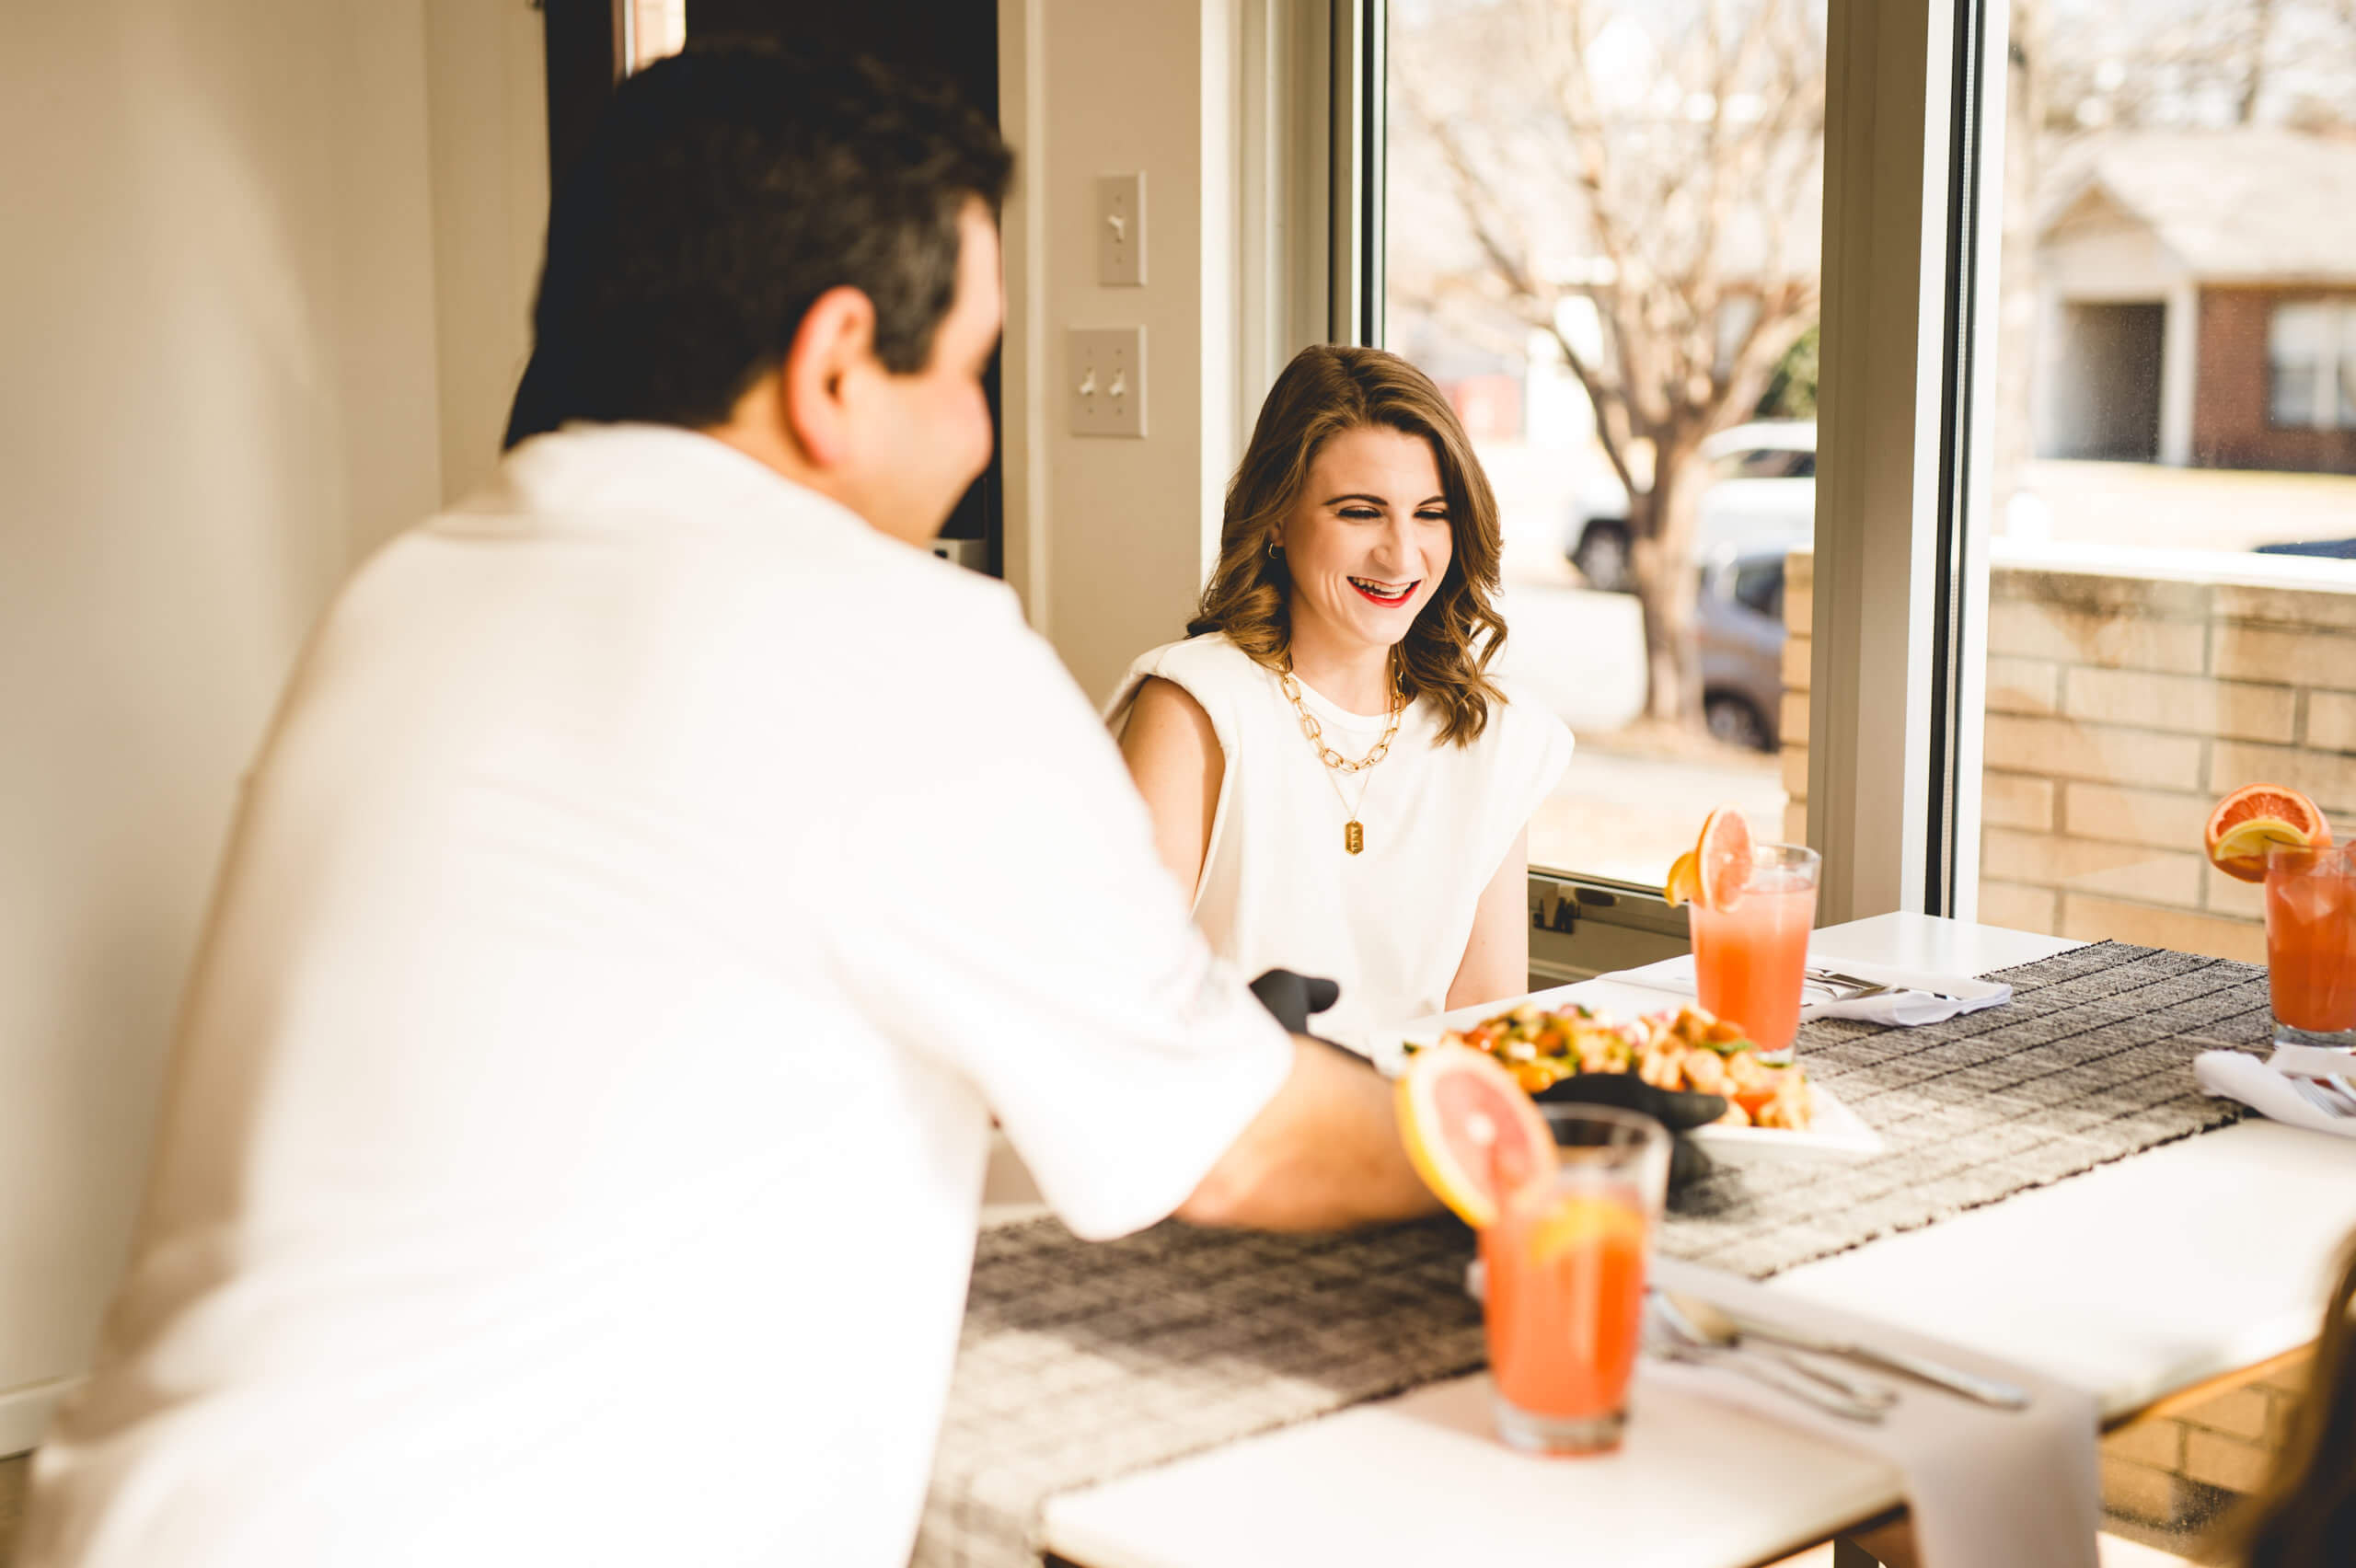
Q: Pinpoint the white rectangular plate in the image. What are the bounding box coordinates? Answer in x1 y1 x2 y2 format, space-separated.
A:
1380 990 1887 1163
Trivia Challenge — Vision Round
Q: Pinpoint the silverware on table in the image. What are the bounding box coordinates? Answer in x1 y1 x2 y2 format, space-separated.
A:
2262 1044 2356 1116
1673 1297 2033 1411
2283 1074 2356 1119
1803 967 1888 996
1656 1292 1898 1410
1644 1298 1888 1424
1801 967 1971 1006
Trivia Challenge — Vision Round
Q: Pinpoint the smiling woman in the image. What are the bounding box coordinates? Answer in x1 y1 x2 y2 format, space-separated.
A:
1105 345 1574 1054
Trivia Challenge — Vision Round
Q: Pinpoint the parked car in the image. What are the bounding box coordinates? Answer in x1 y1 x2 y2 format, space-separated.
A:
1696 544 1790 753
1567 421 1817 593
2256 538 2356 559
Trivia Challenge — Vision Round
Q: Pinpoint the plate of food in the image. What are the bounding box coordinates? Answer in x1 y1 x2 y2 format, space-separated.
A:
1386 995 1885 1162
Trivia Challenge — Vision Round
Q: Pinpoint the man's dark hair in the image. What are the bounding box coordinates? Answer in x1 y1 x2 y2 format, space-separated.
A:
502 41 1012 448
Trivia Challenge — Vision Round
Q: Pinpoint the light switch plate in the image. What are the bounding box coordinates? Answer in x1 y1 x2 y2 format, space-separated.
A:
1096 173 1145 286
1068 327 1145 438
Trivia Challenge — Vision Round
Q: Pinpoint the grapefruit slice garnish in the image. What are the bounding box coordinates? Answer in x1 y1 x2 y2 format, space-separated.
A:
1395 1045 1554 1229
1694 806 1754 912
2205 784 2330 884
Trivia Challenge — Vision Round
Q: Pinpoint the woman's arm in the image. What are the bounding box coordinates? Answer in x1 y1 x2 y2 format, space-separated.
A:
1445 827 1530 1010
1116 676 1224 901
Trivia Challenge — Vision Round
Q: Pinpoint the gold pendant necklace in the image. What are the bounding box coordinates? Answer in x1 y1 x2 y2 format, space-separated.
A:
1279 663 1403 856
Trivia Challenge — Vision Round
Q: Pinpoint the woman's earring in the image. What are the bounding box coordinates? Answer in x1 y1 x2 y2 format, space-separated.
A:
1267 538 1283 559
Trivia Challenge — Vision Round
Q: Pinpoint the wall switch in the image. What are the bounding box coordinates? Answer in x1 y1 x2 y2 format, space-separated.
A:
1096 173 1145 286
1068 327 1146 437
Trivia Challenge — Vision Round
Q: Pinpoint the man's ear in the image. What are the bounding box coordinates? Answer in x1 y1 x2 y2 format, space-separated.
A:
780 285 878 469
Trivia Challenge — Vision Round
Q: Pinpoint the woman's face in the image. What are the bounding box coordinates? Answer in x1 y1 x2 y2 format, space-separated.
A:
1277 424 1454 656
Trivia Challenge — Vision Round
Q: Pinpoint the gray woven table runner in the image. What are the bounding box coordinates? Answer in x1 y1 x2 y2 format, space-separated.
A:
1660 940 2269 1274
912 940 2271 1568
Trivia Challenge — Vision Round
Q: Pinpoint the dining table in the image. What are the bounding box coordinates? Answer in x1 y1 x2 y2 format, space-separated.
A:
974 912 2356 1568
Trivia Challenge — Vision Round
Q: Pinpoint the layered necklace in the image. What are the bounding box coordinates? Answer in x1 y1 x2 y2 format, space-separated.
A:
1278 654 1404 856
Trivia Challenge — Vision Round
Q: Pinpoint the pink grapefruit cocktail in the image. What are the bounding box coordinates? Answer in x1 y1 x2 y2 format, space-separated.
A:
2265 843 2356 1043
1482 1104 1669 1456
1691 844 1820 1058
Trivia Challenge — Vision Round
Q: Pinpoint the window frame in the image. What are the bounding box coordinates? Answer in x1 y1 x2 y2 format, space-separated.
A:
1807 0 2004 927
2267 297 2356 433
1326 0 1384 348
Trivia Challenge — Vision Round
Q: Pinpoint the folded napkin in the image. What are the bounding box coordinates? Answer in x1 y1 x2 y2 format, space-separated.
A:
1604 954 2012 1028
1645 1258 2099 1568
2194 1049 2356 1138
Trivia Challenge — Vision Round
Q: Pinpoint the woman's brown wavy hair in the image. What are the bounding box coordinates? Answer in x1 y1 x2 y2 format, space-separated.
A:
1187 344 1507 747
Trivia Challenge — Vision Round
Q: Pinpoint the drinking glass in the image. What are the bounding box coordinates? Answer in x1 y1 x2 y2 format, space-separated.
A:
1482 1104 1670 1456
2265 842 2356 1047
1690 843 1822 1062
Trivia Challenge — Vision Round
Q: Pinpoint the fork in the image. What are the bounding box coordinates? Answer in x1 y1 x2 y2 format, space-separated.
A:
1803 967 1975 1005
1801 969 1890 1000
2284 1075 2356 1119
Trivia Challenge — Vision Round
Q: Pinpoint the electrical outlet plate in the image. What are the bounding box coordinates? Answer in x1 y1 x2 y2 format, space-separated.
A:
1068 327 1145 438
1096 172 1145 286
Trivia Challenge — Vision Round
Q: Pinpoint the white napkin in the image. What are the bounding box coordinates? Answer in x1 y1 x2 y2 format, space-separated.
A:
2194 1050 2356 1139
1604 954 2012 1027
1646 1258 2099 1568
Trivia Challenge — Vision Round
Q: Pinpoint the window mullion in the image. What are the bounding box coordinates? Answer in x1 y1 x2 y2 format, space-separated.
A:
1809 0 1960 924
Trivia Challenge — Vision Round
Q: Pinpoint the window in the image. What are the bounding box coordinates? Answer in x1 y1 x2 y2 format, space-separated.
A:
2269 300 2356 431
1383 0 1827 909
1356 0 2356 972
625 0 686 73
1953 2 2356 964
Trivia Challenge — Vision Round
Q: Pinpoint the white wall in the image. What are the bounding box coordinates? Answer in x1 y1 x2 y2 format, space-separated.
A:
0 0 541 1453
424 0 551 503
1004 0 1246 705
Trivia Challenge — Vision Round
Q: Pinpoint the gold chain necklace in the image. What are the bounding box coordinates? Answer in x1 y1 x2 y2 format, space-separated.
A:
1278 663 1403 856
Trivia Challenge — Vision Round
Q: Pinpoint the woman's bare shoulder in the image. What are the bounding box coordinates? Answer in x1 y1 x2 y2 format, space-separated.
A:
1110 633 1264 739
1125 675 1220 757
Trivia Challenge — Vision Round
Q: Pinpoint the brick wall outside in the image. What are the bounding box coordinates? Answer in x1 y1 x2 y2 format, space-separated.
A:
1782 548 2356 963
1780 551 1813 847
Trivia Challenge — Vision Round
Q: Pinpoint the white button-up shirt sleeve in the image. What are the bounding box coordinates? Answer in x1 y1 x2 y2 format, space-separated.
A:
818 582 1294 1242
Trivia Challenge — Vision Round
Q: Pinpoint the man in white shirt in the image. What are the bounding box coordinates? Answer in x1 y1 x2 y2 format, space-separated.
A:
20 42 1435 1568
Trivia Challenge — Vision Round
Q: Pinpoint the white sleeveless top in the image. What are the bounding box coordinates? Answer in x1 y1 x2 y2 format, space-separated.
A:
1107 632 1573 1053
